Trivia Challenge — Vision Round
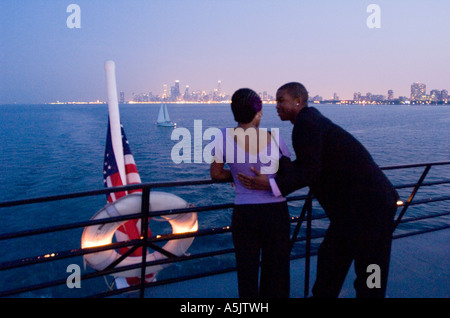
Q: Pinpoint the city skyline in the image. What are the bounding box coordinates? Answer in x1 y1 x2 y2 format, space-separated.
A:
2 73 449 104
1 1 450 104
120 80 450 104
44 79 448 105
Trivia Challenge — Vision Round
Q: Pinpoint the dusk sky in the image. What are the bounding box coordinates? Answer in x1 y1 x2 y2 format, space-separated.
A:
1 0 449 104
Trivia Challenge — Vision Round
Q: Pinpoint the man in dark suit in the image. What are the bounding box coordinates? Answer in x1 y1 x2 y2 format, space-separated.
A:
237 82 399 298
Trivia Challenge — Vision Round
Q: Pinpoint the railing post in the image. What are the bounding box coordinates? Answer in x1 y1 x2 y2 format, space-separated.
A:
394 164 431 229
289 191 312 253
304 193 312 298
140 187 151 298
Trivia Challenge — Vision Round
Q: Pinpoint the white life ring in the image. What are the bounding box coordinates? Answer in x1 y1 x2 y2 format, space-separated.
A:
81 192 198 278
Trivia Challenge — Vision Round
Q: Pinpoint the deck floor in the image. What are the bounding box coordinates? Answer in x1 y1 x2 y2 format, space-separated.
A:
146 229 450 298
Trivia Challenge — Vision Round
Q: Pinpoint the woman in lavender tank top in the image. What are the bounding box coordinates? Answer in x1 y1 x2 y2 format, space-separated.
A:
210 88 291 298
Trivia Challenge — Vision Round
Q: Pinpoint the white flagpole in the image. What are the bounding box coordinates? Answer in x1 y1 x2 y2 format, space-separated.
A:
104 60 126 184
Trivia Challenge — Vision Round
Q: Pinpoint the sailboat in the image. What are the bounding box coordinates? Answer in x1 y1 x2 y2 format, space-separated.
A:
156 102 175 127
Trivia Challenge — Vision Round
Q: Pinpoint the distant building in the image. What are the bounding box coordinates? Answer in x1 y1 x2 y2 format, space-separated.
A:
217 80 222 96
372 94 385 102
411 82 426 101
353 91 385 103
170 80 181 101
119 91 125 104
387 90 394 101
430 89 440 102
162 84 168 100
183 85 191 101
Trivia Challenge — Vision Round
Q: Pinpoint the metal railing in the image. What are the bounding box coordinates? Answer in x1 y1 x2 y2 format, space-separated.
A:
0 161 449 298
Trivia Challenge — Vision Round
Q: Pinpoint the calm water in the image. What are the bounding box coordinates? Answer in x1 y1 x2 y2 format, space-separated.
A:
0 103 449 297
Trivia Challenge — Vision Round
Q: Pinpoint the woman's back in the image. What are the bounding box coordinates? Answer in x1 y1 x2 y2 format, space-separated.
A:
213 127 289 204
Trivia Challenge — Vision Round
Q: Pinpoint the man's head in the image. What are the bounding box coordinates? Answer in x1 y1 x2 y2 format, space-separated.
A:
276 82 308 123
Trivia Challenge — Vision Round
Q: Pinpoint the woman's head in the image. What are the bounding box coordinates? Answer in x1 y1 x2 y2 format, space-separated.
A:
231 88 262 124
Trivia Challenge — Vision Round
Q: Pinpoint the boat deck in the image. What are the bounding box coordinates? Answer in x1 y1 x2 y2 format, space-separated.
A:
146 229 450 298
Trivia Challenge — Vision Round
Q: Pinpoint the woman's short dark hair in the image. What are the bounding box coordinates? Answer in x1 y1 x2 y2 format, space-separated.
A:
278 82 309 106
231 88 262 124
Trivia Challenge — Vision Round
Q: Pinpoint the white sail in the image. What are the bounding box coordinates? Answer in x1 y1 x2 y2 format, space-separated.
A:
157 104 166 123
163 104 171 121
157 103 174 126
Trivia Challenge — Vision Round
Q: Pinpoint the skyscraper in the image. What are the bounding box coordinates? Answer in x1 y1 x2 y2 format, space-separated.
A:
410 82 426 101
387 90 394 101
353 92 362 101
217 80 222 96
162 84 168 100
430 89 440 102
170 80 180 101
184 85 191 101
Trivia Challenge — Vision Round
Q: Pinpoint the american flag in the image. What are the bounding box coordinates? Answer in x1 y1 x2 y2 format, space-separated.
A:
103 121 142 202
103 119 154 284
